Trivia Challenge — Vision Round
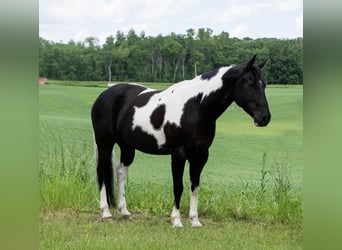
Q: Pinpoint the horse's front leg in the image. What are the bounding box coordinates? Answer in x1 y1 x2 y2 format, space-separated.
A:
171 149 186 228
188 148 209 227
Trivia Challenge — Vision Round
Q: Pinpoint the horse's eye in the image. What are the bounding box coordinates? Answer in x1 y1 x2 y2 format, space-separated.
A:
259 80 266 88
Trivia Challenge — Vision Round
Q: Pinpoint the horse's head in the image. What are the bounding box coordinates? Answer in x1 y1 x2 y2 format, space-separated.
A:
223 55 271 127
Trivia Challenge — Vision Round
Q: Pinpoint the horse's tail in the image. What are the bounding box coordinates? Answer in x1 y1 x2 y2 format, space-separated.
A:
107 147 116 207
93 133 116 208
92 85 130 208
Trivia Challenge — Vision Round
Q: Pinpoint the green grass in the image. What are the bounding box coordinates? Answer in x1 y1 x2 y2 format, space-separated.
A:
40 211 302 249
39 83 303 248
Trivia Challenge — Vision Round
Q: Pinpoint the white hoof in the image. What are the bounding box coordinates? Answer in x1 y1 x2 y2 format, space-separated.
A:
101 208 113 218
172 218 184 228
119 207 131 217
190 218 202 227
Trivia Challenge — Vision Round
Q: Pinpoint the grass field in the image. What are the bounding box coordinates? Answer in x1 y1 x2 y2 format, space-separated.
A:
39 83 303 249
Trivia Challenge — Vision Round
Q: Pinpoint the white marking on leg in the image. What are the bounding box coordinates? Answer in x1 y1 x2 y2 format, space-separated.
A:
189 186 202 227
100 185 113 218
171 205 183 228
117 163 131 216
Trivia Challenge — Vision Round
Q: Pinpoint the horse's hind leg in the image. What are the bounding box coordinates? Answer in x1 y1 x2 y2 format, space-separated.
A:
171 148 187 228
117 144 135 217
188 148 209 227
116 163 131 216
95 141 115 218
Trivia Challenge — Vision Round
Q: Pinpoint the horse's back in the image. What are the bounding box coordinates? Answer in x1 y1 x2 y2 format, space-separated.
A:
91 84 148 144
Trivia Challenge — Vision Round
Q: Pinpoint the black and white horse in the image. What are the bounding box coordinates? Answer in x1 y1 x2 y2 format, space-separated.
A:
91 55 271 227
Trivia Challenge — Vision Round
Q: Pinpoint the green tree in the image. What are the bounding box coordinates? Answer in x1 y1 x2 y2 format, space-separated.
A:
39 29 303 84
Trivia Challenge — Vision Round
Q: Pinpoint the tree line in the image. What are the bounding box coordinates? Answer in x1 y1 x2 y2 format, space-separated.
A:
39 28 303 84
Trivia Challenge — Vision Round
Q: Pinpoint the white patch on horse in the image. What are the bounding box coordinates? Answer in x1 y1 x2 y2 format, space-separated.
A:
171 205 183 228
139 87 156 95
117 163 131 216
189 186 202 227
132 66 232 147
100 184 113 218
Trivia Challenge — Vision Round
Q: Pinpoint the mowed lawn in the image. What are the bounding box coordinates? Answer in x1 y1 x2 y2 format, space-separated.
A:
39 83 303 249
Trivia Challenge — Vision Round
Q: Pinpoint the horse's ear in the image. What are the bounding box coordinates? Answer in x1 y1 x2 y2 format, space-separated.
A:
244 54 257 72
258 58 268 69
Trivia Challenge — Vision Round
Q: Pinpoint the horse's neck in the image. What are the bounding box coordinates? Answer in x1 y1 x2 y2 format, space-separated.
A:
177 68 234 121
162 66 234 122
199 83 235 121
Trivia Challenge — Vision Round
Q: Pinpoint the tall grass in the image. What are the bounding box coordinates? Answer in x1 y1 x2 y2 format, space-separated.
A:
39 138 302 224
39 137 97 212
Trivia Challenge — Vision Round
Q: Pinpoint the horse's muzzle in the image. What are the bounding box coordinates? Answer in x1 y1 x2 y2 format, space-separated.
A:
254 113 271 127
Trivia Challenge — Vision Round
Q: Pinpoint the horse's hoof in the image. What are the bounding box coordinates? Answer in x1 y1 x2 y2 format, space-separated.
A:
119 208 131 217
101 210 113 219
191 221 202 227
191 219 203 228
172 219 184 228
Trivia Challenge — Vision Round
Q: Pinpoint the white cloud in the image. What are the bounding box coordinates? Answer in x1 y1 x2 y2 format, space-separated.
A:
295 13 303 32
39 0 203 43
39 0 303 43
40 0 135 43
216 2 270 23
230 24 249 38
277 0 301 12
40 0 130 24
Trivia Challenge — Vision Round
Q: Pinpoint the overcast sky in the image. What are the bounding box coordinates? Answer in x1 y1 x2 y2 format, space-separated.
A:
39 0 303 45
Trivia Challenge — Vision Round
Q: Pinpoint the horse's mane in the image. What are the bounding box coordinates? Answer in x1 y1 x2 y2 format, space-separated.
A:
200 69 219 81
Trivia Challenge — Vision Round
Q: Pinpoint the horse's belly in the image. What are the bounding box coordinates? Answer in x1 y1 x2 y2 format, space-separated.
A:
126 125 171 155
132 117 166 146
